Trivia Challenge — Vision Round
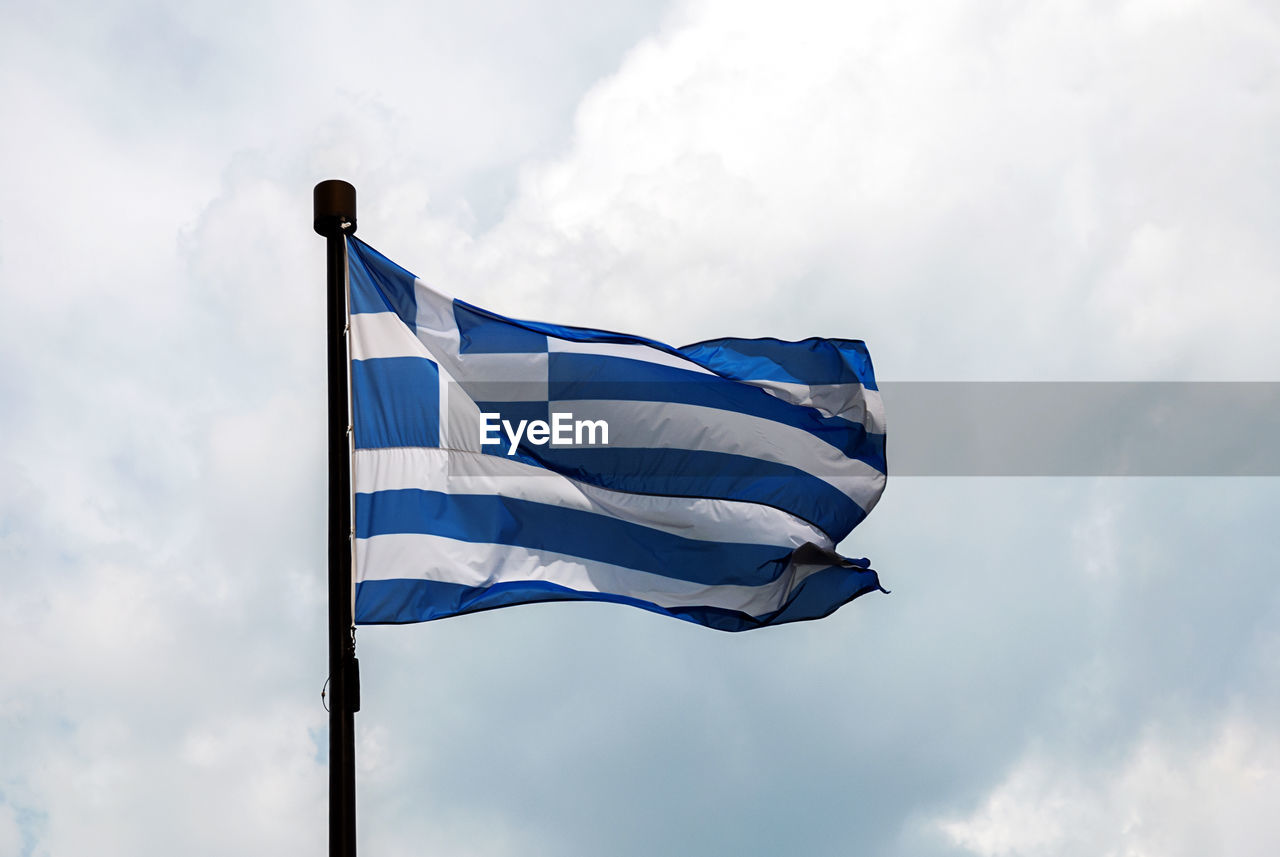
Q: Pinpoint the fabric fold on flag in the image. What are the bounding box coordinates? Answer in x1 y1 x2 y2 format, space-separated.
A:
347 236 887 631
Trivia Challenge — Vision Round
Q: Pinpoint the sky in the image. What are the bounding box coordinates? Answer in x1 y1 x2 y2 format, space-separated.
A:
2 0 1279 855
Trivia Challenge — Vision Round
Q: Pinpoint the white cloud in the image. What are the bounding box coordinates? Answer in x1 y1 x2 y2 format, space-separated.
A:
3 0 1280 855
0 802 21 857
938 714 1280 857
392 0 1280 378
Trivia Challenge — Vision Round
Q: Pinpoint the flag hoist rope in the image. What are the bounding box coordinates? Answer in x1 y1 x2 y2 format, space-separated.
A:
314 179 360 857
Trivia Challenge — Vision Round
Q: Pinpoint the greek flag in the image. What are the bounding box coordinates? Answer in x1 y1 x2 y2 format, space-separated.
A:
348 238 887 631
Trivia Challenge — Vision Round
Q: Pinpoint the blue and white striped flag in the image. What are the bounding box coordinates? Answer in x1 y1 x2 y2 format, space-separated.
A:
347 237 887 632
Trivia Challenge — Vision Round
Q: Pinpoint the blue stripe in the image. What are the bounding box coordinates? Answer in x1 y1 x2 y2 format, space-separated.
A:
678 337 879 391
451 299 700 358
354 563 884 631
447 401 870 540
356 489 795 586
547 352 886 470
454 302 549 353
761 565 882 626
348 238 419 326
351 357 440 449
512 446 867 541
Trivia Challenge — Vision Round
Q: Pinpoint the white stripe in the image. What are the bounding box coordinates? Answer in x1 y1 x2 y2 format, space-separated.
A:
547 337 885 434
412 278 462 346
352 447 833 550
356 532 841 617
548 337 716 375
552 399 884 509
350 311 427 361
350 312 548 397
748 380 886 433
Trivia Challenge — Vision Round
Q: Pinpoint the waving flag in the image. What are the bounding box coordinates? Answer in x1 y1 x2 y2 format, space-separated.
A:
347 237 887 631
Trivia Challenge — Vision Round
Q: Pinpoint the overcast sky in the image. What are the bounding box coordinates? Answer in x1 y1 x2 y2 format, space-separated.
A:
3 1 1279 855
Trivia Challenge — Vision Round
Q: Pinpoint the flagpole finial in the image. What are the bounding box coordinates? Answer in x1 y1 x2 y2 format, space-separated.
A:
314 179 357 237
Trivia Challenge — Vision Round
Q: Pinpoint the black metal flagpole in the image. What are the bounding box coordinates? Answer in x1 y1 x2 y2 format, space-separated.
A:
314 179 359 857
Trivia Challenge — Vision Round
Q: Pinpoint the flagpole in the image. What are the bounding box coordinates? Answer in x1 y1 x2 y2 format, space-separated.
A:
314 179 359 857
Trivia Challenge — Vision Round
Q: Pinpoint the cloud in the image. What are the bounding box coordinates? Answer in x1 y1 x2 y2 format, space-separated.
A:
3 0 1280 855
400 0 1280 380
938 714 1280 857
